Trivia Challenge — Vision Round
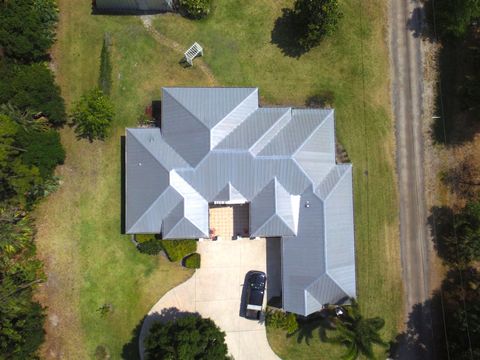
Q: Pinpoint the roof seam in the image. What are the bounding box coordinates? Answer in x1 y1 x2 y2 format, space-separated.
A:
316 164 352 202
292 110 334 158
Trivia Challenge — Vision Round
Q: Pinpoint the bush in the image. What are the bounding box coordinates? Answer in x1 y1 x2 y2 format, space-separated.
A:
137 239 164 256
183 253 201 268
160 239 197 262
71 88 114 141
135 234 157 243
179 0 211 19
265 308 298 334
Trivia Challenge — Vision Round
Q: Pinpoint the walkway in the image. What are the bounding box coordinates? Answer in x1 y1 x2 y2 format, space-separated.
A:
140 15 218 86
139 238 280 360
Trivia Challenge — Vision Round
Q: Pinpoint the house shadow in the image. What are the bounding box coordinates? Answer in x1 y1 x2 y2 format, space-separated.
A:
122 307 200 360
270 8 308 58
91 1 170 16
120 135 126 234
266 237 282 302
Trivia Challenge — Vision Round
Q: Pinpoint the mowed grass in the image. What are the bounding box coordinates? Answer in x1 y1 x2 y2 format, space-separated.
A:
34 1 212 359
34 0 402 359
153 0 402 358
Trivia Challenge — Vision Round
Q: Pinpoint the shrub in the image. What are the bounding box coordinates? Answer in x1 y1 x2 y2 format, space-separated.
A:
265 308 298 334
71 88 114 141
160 239 197 262
179 0 211 19
135 234 157 243
183 253 201 269
137 239 164 255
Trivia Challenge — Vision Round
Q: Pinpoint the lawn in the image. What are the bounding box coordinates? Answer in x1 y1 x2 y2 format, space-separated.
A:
152 0 402 358
34 1 210 358
34 0 402 359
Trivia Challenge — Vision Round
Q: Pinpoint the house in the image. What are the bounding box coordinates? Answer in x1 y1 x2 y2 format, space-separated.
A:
95 0 174 12
125 87 356 316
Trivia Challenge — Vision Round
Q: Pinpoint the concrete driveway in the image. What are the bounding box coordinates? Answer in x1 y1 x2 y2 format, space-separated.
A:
139 238 280 360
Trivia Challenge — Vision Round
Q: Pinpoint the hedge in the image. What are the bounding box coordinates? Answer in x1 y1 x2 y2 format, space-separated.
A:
160 239 197 262
265 308 298 334
183 253 201 269
137 239 163 255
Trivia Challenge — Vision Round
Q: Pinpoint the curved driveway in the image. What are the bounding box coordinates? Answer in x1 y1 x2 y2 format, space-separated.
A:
139 238 280 360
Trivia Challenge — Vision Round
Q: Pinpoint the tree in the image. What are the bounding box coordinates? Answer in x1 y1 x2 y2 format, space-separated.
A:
434 0 480 39
292 0 343 51
0 114 42 205
0 0 58 62
144 315 229 360
450 201 480 265
442 153 480 201
328 299 387 359
71 88 114 141
0 61 66 126
0 207 45 359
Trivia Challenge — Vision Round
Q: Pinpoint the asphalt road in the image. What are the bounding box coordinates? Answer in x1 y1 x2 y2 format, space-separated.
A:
390 1 433 358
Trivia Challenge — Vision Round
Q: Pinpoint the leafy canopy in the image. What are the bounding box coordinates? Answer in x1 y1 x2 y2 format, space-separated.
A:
144 315 229 360
0 61 66 126
0 0 58 62
71 88 115 141
434 0 480 38
0 207 45 359
293 0 343 51
179 0 211 19
328 299 387 359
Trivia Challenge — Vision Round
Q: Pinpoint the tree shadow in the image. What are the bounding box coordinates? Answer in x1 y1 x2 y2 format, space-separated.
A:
390 268 480 359
416 0 480 145
122 307 200 360
389 301 436 359
289 309 335 345
270 8 308 58
121 315 145 360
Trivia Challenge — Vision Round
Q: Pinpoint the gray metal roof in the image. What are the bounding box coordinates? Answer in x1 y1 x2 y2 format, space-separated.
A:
125 87 356 315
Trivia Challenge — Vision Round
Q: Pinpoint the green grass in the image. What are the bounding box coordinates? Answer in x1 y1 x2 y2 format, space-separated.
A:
153 0 402 358
34 1 211 359
34 0 402 359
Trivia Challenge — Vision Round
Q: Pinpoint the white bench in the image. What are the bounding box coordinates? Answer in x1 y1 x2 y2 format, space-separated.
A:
184 42 203 66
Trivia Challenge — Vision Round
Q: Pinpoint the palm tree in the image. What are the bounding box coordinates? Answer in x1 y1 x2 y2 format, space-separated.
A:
328 299 387 359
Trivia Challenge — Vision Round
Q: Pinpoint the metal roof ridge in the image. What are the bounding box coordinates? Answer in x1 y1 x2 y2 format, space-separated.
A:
249 107 292 156
126 186 181 233
315 164 352 202
292 109 335 158
211 88 259 145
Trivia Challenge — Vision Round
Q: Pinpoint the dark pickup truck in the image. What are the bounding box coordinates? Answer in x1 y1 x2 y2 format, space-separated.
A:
245 271 266 320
